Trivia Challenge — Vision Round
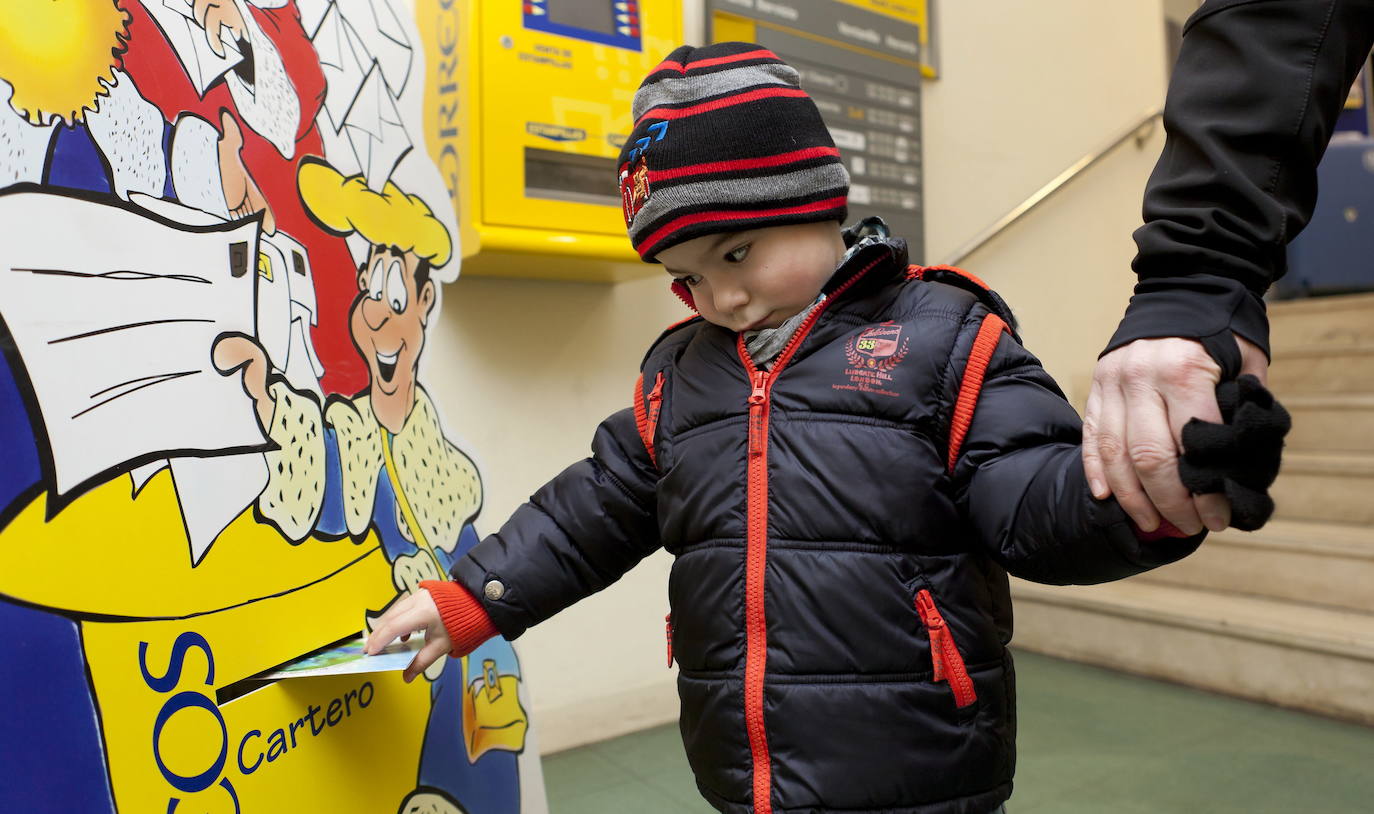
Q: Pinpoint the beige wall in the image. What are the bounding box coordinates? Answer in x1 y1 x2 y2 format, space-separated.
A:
1164 0 1202 24
426 0 1169 754
923 0 1169 406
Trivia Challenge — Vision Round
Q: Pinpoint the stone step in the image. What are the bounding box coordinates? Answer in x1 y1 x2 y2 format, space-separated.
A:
1271 451 1374 525
1011 579 1374 724
1268 343 1374 395
1284 394 1374 453
1136 519 1374 613
1268 292 1374 351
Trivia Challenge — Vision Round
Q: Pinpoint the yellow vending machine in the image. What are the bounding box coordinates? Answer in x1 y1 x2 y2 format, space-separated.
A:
426 0 683 281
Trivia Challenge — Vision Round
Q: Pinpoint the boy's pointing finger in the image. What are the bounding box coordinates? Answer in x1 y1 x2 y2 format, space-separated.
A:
365 594 418 654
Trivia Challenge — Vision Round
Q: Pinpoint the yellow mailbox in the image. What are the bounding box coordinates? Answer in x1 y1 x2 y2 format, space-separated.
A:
0 1 542 811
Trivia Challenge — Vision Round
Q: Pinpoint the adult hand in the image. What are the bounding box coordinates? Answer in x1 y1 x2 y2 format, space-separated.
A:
1082 334 1268 534
365 588 453 683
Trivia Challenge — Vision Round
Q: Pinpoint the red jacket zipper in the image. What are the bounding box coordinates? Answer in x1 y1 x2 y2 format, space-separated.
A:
735 259 881 814
666 612 674 668
742 364 774 814
915 589 978 709
646 372 665 450
635 372 667 467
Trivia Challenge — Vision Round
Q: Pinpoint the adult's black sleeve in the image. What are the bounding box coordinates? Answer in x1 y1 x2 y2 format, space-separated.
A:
1108 0 1374 361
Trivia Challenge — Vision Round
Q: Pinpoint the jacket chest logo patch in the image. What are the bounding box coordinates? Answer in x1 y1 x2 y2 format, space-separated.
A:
837 323 910 397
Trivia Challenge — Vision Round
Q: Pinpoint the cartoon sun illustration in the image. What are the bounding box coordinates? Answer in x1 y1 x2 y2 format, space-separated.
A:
0 0 130 124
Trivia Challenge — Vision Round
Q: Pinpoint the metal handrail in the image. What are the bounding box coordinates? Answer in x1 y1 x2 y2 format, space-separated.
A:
940 107 1163 267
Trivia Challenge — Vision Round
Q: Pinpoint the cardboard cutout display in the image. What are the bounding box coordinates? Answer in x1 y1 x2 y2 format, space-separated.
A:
0 2 546 811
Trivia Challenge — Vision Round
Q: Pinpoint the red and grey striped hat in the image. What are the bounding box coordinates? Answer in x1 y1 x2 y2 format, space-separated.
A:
617 42 849 261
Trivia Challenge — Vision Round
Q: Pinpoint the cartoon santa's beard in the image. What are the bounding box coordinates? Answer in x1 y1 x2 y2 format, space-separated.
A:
225 6 300 161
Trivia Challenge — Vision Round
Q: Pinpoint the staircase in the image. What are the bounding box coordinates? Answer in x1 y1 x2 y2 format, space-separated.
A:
1012 292 1374 724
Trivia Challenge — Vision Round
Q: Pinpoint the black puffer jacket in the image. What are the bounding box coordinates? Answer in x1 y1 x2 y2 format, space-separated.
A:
452 236 1202 814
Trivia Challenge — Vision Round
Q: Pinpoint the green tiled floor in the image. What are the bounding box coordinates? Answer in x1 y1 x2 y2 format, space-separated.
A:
542 650 1374 813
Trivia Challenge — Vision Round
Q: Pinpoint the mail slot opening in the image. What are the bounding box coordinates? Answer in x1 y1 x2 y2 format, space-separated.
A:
525 147 620 206
216 631 379 704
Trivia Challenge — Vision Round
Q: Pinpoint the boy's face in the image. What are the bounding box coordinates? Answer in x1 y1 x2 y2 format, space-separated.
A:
657 221 845 332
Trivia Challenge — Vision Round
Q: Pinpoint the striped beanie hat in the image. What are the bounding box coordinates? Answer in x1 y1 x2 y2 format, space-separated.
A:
618 43 849 261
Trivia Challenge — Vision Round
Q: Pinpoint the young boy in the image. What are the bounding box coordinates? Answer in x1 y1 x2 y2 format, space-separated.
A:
367 43 1281 814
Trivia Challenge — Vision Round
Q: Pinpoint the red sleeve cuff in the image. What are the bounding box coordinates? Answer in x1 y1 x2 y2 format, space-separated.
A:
420 580 500 657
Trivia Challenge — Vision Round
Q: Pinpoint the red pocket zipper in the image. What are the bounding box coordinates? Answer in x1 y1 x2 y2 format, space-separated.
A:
665 612 674 668
915 589 977 708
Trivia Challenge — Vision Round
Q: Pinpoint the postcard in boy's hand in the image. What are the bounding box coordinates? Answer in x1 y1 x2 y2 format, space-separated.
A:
262 635 425 680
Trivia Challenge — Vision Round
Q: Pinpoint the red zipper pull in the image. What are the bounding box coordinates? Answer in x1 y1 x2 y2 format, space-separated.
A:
665 613 674 668
645 372 666 462
915 589 942 626
748 370 768 457
915 590 948 681
749 370 768 405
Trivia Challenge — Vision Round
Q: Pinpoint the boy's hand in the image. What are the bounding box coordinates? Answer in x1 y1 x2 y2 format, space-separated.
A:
1178 374 1290 531
364 588 453 683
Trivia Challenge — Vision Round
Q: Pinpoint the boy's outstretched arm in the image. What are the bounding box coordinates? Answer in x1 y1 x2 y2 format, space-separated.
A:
367 407 660 668
449 406 662 637
949 314 1206 585
368 406 662 665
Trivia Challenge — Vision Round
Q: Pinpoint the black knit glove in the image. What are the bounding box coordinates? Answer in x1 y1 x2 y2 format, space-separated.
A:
1178 375 1291 532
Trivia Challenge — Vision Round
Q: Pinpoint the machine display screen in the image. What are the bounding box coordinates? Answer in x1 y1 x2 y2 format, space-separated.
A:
523 0 640 50
547 0 616 36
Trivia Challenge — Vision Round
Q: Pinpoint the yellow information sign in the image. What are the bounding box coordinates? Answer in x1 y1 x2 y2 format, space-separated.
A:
836 0 926 26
